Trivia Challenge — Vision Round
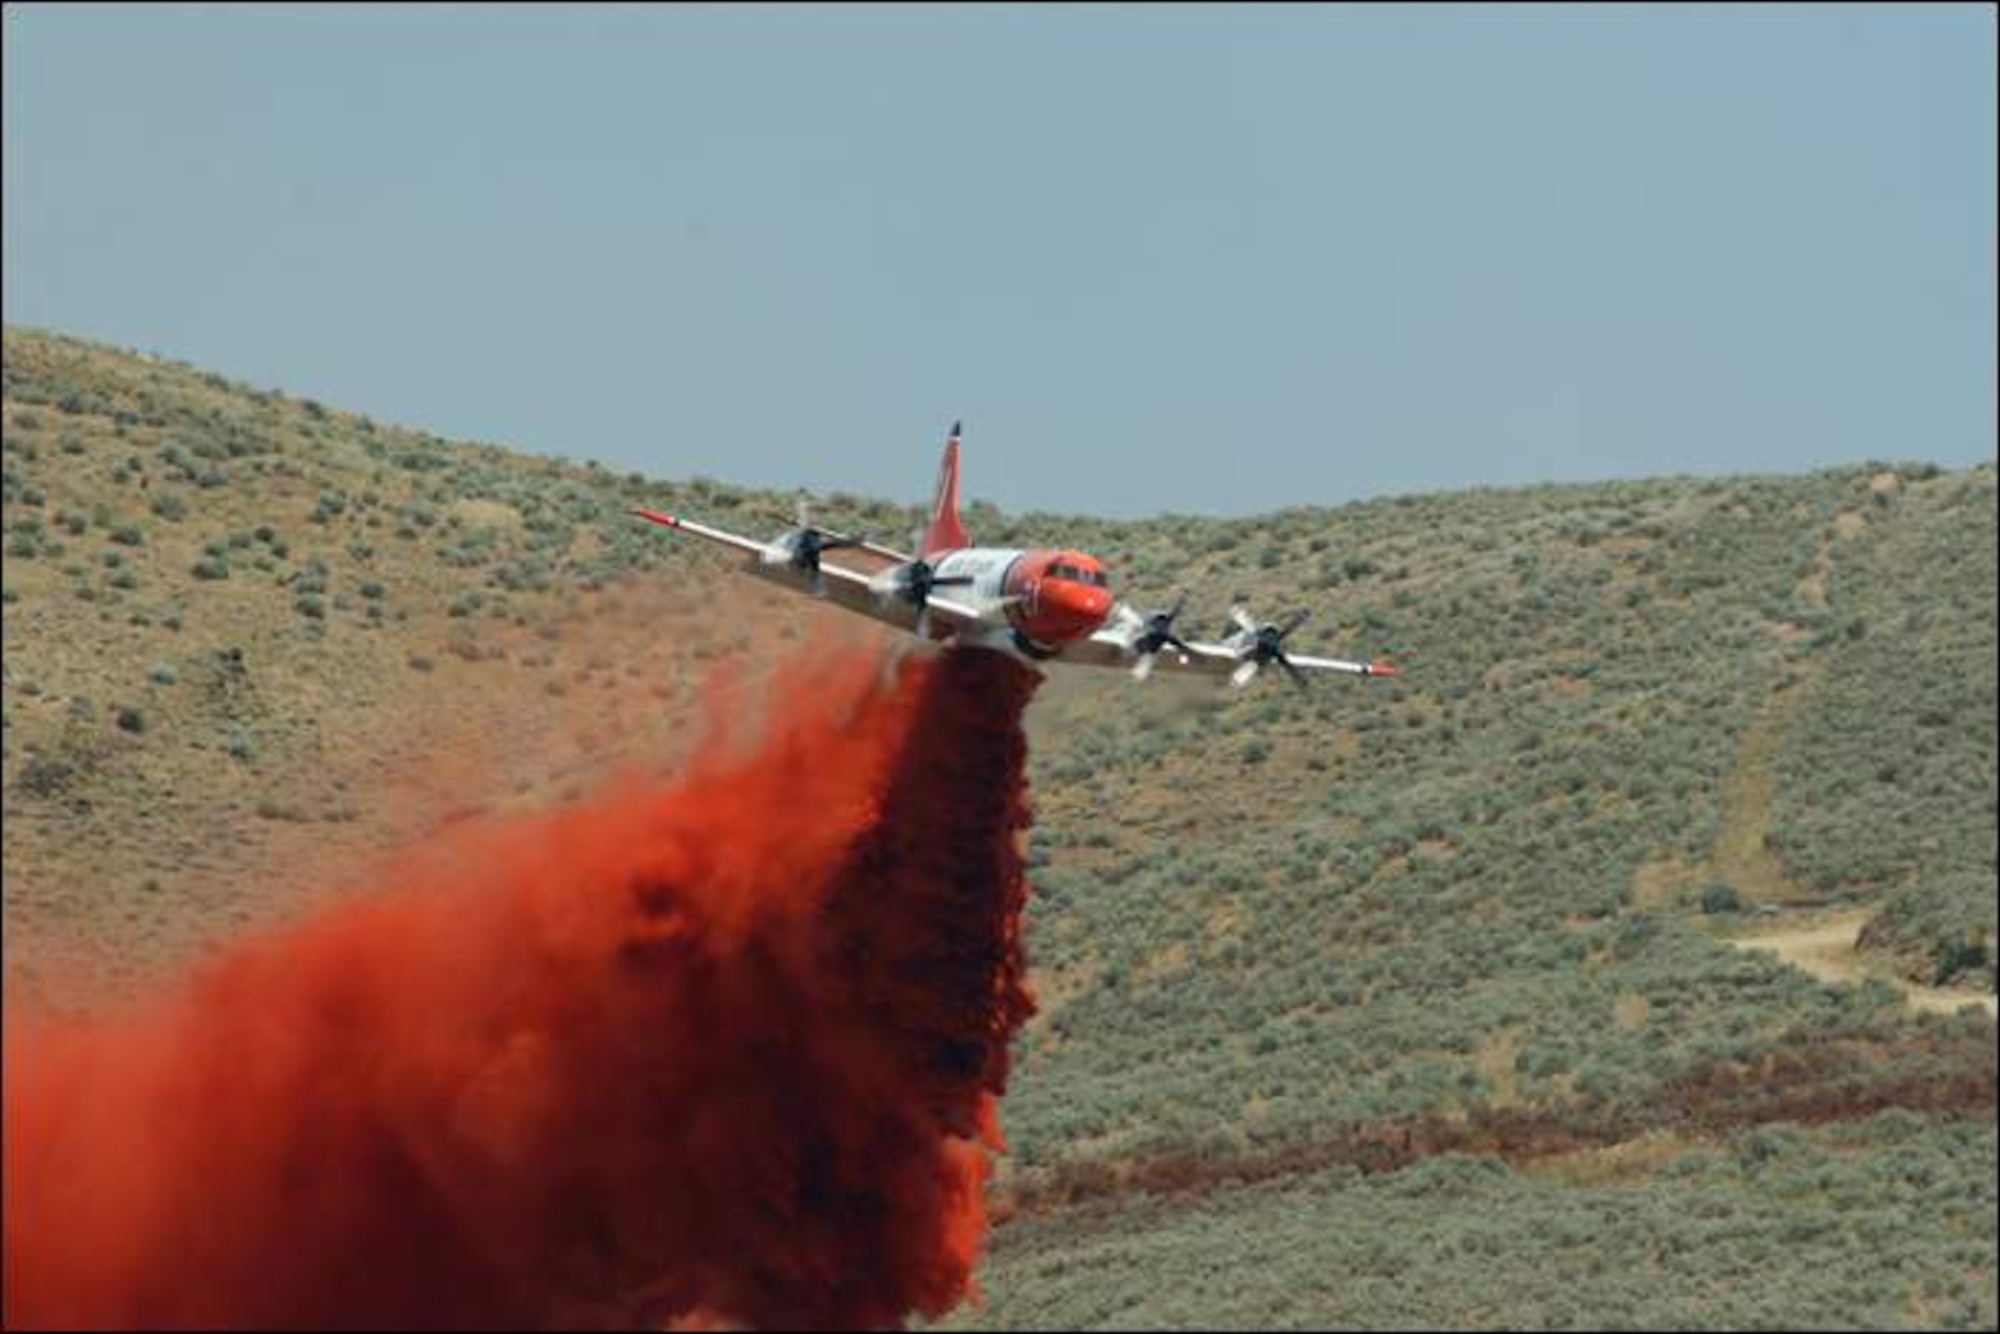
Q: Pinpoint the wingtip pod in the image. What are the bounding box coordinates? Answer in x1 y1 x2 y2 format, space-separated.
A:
632 507 681 529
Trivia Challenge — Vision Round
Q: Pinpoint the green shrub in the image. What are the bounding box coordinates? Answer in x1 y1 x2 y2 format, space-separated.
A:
1699 883 1742 915
1932 934 1990 986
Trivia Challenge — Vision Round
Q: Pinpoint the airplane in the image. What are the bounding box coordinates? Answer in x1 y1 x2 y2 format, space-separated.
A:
631 423 1402 687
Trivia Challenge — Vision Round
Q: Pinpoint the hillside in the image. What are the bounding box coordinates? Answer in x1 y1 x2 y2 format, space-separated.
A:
4 327 1994 1329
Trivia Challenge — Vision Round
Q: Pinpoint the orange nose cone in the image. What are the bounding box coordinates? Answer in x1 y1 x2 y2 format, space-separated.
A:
1039 581 1113 637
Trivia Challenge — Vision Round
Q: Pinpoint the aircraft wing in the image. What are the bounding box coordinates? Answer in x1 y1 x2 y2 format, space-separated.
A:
1050 628 1223 674
631 508 984 639
1056 621 1399 682
633 509 769 559
831 533 916 567
1283 652 1399 677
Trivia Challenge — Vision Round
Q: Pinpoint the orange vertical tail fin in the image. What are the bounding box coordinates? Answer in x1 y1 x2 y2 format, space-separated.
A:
918 421 971 558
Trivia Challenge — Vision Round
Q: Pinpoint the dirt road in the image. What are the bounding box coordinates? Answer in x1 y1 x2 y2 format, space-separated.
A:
1727 908 1997 1017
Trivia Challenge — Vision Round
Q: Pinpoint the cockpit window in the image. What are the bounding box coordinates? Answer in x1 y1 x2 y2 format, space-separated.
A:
1048 561 1108 587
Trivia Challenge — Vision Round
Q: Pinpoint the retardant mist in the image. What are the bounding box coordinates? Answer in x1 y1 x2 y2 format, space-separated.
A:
3 645 1042 1331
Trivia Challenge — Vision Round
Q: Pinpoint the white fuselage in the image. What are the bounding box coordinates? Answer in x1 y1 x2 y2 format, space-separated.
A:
927 548 1026 605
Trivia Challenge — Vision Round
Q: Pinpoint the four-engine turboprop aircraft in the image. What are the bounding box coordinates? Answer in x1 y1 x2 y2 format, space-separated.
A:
632 424 1402 687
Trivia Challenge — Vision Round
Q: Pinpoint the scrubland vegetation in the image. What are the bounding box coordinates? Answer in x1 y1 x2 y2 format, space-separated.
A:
951 1114 1996 1330
4 326 1993 1329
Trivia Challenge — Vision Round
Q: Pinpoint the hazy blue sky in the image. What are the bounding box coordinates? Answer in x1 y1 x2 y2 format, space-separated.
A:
5 4 1993 517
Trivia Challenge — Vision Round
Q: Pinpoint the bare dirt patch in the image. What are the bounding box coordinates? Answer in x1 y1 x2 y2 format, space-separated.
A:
1520 1133 1689 1187
1631 856 1696 911
1726 908 1996 1018
445 498 524 530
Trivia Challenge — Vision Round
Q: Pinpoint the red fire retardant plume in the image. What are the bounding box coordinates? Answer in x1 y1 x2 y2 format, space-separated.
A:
3 646 1042 1330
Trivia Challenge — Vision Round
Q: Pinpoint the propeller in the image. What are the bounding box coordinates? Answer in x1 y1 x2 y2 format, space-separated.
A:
771 493 863 597
1227 605 1311 688
1119 592 1195 681
876 549 976 639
